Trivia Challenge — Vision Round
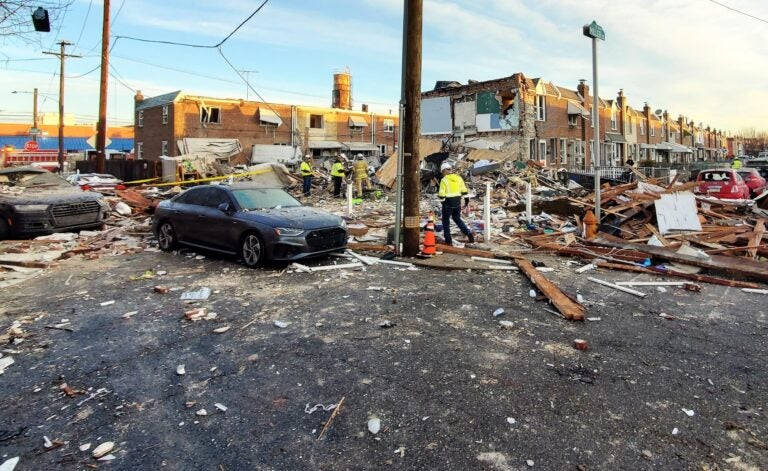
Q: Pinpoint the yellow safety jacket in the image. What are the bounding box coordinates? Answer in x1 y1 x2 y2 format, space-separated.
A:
731 159 742 169
331 162 346 177
300 161 312 176
438 173 469 208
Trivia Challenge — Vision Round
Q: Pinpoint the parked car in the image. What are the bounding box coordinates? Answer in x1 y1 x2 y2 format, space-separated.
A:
736 168 767 198
0 167 110 240
694 168 750 200
152 183 348 267
66 173 125 192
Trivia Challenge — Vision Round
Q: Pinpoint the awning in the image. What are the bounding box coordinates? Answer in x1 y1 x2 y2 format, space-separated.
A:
308 140 343 149
567 101 590 117
180 138 243 159
342 142 379 152
258 108 282 126
605 132 626 143
348 116 368 127
640 143 657 150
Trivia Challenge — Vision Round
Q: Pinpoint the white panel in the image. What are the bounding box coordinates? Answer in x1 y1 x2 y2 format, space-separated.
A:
420 96 452 135
654 192 702 235
476 113 492 131
453 101 476 129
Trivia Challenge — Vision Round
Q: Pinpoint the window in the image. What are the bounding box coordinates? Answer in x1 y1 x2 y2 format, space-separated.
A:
640 121 645 136
610 109 617 130
548 138 557 164
137 142 143 159
383 119 394 133
161 140 168 156
378 144 387 156
538 140 547 161
559 138 567 165
528 139 536 160
534 95 546 121
650 124 655 137
138 110 144 127
628 118 633 134
162 105 169 125
201 106 221 124
568 114 577 126
309 114 323 129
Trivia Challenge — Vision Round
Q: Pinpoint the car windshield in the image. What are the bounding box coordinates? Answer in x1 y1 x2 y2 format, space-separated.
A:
231 188 301 210
0 171 72 189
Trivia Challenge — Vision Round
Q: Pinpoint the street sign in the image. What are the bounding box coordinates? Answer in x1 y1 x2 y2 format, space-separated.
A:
24 140 40 152
583 21 605 41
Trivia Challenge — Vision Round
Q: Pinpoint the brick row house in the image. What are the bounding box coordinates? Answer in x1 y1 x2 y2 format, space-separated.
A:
133 90 398 173
419 72 729 168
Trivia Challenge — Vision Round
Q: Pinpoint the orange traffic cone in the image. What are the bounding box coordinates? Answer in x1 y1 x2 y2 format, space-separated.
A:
421 211 437 256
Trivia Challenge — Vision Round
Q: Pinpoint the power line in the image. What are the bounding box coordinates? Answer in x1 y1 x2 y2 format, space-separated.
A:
707 0 768 24
112 0 270 50
74 0 94 50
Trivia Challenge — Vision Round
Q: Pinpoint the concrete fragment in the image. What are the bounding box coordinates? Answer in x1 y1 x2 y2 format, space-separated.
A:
273 320 290 328
176 365 186 376
0 457 19 471
196 409 207 416
114 201 132 216
212 325 231 334
0 356 14 375
492 308 505 317
79 443 91 451
214 403 228 412
92 441 114 458
367 416 381 434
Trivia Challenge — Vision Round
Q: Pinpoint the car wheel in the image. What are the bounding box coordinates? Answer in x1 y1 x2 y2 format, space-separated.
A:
0 219 9 241
241 232 264 268
157 221 177 251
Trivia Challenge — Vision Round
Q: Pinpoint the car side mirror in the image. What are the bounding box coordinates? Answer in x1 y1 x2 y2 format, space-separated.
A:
218 203 233 215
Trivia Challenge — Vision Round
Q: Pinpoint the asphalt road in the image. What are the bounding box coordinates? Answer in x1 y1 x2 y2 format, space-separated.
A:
1 248 766 470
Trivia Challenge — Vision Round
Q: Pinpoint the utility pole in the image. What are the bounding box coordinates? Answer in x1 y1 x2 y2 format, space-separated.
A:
32 88 39 141
240 70 257 101
96 0 110 173
401 0 423 257
44 41 81 173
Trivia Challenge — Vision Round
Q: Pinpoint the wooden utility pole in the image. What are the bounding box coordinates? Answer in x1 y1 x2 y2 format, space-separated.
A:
401 0 423 257
32 88 39 141
44 41 80 173
96 0 110 173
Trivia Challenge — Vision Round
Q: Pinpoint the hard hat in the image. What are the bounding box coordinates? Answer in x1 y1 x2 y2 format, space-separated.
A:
356 153 364 159
440 161 453 172
304 154 311 159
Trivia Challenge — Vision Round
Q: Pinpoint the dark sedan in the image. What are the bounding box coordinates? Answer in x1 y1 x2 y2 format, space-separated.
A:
0 167 109 240
152 184 348 267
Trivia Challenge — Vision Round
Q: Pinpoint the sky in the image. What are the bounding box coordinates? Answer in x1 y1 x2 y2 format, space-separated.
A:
2 0 767 134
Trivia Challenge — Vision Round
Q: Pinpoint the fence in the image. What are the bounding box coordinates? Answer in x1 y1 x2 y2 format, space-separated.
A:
565 165 672 186
75 159 154 182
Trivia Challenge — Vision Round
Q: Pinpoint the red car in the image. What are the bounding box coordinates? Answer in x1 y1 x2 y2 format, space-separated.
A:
736 168 767 198
695 169 750 199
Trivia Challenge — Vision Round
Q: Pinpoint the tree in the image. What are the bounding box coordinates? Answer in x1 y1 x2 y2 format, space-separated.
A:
0 1 74 44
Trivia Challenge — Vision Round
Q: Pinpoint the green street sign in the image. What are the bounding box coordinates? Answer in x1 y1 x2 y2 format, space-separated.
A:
583 21 605 41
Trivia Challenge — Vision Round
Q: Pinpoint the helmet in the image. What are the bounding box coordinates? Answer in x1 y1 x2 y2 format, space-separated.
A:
356 153 364 159
303 154 311 160
440 161 453 172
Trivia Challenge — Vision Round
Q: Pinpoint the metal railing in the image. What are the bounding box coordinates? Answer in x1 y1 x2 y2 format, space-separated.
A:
565 165 672 184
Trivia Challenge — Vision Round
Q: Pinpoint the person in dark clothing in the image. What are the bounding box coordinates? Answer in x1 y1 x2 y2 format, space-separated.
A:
300 154 313 197
330 155 346 197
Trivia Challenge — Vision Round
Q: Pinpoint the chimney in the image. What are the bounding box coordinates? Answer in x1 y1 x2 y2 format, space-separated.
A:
577 79 589 103
361 104 368 112
134 90 144 103
617 89 624 107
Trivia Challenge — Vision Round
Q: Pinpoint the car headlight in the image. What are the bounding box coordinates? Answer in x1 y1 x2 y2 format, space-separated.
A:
339 218 347 229
14 204 49 212
274 227 305 237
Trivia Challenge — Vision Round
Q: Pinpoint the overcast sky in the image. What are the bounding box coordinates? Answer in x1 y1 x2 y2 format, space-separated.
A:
2 0 767 133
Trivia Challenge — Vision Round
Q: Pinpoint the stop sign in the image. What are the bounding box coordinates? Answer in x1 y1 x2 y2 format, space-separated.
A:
24 140 39 152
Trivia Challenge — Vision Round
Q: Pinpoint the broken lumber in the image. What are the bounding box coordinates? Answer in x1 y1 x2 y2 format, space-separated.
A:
588 277 647 298
435 243 497 258
592 236 768 282
515 258 584 321
346 243 392 253
594 261 763 289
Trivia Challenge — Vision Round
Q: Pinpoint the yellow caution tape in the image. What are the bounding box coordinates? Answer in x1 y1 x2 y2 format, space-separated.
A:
131 168 284 188
123 177 163 185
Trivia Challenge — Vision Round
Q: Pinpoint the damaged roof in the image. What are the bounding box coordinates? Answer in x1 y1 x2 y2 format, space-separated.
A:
136 90 183 112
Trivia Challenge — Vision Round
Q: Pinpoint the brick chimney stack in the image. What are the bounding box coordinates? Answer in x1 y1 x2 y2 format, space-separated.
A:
577 79 589 104
135 90 144 103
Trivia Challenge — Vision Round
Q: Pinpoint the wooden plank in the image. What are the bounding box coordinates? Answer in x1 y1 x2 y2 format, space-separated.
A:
435 243 497 258
346 243 393 253
594 261 763 289
644 223 669 246
515 258 585 321
592 235 768 282
747 220 765 259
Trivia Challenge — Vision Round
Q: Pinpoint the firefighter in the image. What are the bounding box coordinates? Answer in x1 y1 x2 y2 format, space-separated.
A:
353 153 370 198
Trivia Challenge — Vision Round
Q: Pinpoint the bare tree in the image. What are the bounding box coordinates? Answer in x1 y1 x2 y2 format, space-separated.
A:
0 1 74 43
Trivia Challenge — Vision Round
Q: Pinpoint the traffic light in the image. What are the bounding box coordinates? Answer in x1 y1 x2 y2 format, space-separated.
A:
32 7 51 32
